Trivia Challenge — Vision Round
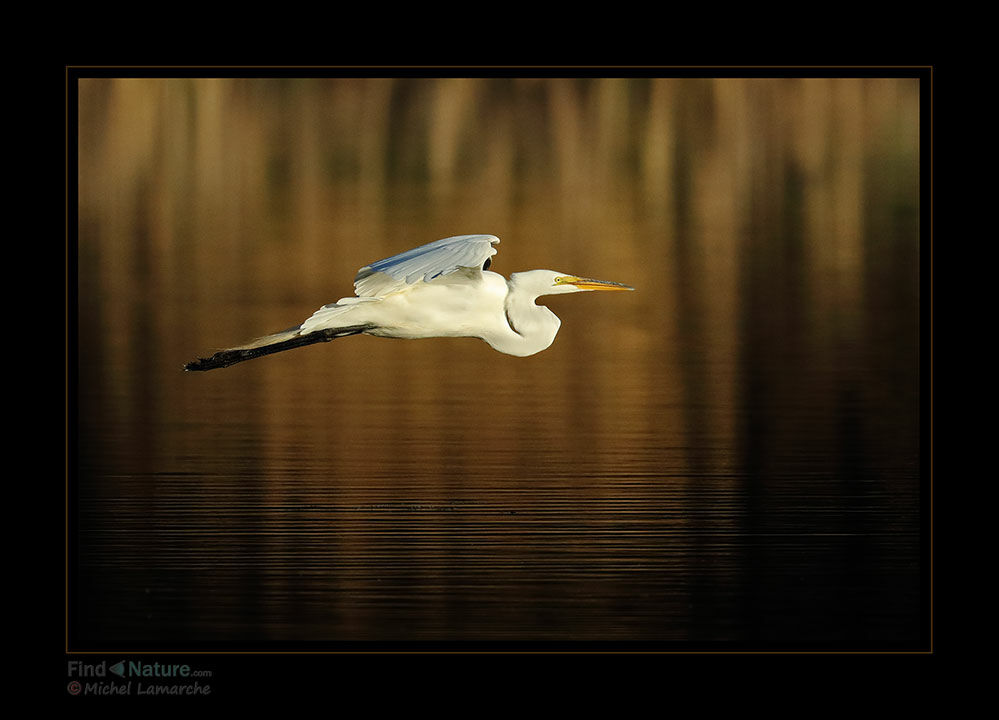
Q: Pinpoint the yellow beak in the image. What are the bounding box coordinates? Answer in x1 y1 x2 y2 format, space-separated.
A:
566 276 634 292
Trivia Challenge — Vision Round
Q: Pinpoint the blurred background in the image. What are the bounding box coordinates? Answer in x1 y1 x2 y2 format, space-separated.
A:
73 75 925 648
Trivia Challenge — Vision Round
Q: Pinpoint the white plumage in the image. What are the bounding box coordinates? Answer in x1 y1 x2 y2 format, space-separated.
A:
185 234 632 371
353 234 500 296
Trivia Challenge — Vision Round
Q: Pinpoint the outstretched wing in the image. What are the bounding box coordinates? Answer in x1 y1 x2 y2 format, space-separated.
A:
353 234 500 297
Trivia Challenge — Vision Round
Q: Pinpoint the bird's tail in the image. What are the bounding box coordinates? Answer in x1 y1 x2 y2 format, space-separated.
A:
184 324 374 371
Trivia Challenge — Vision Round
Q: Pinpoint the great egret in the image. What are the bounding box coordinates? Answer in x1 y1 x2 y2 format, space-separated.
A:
184 234 633 371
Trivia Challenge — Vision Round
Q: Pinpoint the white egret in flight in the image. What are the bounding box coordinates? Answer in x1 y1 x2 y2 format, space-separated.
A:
185 234 633 371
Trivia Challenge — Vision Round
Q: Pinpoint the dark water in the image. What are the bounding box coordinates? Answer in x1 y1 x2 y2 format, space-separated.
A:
72 76 927 650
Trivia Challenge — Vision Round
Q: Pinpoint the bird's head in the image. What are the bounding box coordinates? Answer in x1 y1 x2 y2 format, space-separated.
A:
511 269 634 298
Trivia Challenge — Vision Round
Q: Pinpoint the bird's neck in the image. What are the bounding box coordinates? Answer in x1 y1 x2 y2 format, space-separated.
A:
500 283 561 357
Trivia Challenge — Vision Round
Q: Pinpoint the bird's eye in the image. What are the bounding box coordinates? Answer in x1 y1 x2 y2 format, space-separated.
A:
554 277 563 284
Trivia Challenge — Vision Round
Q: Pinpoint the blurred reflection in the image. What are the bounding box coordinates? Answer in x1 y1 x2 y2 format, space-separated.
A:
74 76 923 647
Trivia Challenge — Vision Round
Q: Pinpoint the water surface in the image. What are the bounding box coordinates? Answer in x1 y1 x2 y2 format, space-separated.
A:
72 76 926 650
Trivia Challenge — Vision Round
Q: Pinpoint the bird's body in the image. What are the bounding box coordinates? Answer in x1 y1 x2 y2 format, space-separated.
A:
300 269 562 356
185 234 632 371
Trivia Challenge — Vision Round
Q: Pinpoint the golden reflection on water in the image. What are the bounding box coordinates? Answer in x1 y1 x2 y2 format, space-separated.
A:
73 76 924 647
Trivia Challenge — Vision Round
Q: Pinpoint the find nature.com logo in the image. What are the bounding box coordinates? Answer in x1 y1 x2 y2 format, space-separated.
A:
67 660 212 696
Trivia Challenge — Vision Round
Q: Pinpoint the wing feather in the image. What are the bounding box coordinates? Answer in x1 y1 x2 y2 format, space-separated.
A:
353 234 500 297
